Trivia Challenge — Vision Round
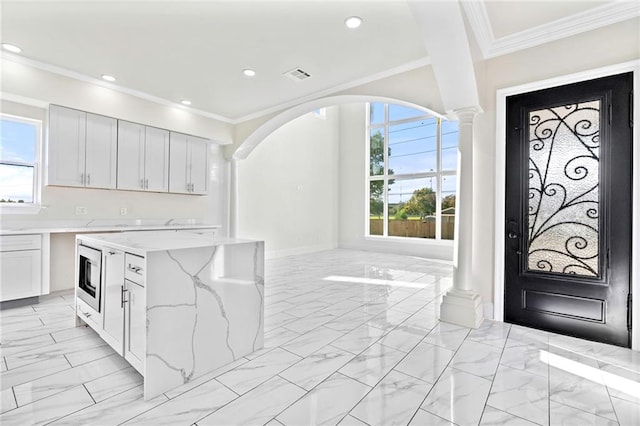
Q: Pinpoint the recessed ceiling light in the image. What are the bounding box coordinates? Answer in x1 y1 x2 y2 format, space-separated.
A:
101 74 116 82
243 69 256 77
180 99 192 106
345 16 362 29
2 43 22 53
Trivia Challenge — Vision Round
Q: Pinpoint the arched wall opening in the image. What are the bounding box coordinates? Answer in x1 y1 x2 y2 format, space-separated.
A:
230 95 456 262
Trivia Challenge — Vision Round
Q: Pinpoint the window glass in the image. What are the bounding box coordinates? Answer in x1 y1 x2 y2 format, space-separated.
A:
388 118 437 175
369 128 385 176
0 164 35 203
369 180 384 235
369 103 385 125
441 175 457 240
1 118 37 162
387 177 435 238
389 104 429 122
0 116 40 204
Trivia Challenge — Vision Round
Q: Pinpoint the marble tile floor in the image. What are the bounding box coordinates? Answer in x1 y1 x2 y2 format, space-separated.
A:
1 248 639 425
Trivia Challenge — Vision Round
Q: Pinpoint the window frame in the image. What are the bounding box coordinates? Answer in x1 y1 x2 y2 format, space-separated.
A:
0 113 43 213
365 103 457 241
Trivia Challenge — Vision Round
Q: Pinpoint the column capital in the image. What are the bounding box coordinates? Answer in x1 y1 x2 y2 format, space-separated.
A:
453 106 483 123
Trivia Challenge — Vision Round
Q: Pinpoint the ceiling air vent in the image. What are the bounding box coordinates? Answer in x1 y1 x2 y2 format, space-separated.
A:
284 67 312 82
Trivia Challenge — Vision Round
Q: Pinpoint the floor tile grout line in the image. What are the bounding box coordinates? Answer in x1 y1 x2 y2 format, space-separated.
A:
404 326 472 425
337 320 455 426
10 354 130 409
477 324 513 425
83 383 97 405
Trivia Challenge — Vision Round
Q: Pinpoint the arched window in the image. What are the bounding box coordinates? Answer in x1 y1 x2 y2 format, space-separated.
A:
367 102 458 240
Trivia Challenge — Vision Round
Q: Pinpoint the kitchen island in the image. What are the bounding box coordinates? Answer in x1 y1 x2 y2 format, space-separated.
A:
75 231 264 400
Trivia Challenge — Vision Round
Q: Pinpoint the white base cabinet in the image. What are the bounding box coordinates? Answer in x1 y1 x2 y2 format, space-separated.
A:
0 235 42 302
75 242 146 376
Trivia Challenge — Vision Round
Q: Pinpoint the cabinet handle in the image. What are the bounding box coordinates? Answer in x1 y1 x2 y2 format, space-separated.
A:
127 264 142 274
121 285 128 308
87 174 91 185
80 173 85 185
140 179 144 189
145 179 149 189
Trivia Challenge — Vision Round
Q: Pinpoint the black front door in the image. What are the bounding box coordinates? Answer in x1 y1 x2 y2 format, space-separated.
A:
505 72 633 348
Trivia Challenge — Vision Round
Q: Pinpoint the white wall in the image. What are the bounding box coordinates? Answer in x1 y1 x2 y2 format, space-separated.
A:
237 108 340 258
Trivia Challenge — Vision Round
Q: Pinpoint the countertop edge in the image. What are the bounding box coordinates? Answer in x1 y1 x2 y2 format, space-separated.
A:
0 224 221 236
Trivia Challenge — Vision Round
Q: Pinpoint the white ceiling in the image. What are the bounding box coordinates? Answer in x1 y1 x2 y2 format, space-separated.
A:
0 0 636 123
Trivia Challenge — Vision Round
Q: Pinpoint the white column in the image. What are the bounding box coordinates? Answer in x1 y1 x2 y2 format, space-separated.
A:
439 106 484 328
229 158 239 238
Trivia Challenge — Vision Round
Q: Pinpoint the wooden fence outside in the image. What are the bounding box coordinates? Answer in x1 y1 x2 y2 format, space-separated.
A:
370 216 455 239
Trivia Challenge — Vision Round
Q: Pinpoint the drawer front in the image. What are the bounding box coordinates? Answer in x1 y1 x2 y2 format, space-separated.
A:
125 253 145 285
0 234 41 252
76 297 101 331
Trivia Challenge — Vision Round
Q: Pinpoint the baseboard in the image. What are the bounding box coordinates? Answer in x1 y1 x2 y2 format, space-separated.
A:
339 239 453 262
265 243 339 259
483 302 494 320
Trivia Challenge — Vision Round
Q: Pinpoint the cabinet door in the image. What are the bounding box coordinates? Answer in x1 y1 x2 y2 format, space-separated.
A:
85 113 118 189
169 132 190 194
117 121 145 191
0 250 41 301
125 280 145 373
189 137 209 195
101 251 124 353
144 127 169 192
48 105 86 187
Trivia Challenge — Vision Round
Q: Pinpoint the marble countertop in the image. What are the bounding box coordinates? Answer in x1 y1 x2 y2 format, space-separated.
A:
77 230 256 255
0 218 221 235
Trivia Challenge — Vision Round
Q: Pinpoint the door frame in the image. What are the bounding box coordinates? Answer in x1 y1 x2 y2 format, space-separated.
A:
494 60 640 350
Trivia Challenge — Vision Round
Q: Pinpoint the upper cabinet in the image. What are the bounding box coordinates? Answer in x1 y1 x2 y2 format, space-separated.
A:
169 132 209 195
48 105 117 189
117 121 169 192
48 105 209 195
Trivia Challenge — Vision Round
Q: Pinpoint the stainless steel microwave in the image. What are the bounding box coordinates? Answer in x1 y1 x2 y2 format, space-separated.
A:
77 244 102 312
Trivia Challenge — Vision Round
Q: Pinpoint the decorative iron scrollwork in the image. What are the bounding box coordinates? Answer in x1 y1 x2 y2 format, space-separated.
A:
527 100 600 277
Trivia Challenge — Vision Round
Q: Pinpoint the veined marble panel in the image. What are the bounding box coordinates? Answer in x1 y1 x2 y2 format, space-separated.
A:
144 240 265 399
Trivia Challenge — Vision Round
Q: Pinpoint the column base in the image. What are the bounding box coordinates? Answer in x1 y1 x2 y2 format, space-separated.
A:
439 289 484 329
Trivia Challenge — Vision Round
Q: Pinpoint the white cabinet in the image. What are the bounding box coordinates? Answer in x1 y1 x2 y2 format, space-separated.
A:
48 105 86 187
85 113 118 188
0 235 42 301
117 121 169 192
169 132 209 195
126 280 145 365
123 253 145 373
75 245 146 376
48 105 117 189
101 250 125 351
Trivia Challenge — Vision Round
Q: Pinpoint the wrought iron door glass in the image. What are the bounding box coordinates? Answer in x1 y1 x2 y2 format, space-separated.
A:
527 100 600 277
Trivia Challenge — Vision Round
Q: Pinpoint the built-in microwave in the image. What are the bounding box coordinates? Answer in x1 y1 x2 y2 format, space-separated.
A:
77 244 102 312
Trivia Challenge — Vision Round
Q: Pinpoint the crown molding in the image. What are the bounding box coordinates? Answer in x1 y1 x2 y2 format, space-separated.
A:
1 52 235 124
2 51 431 126
462 1 640 59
